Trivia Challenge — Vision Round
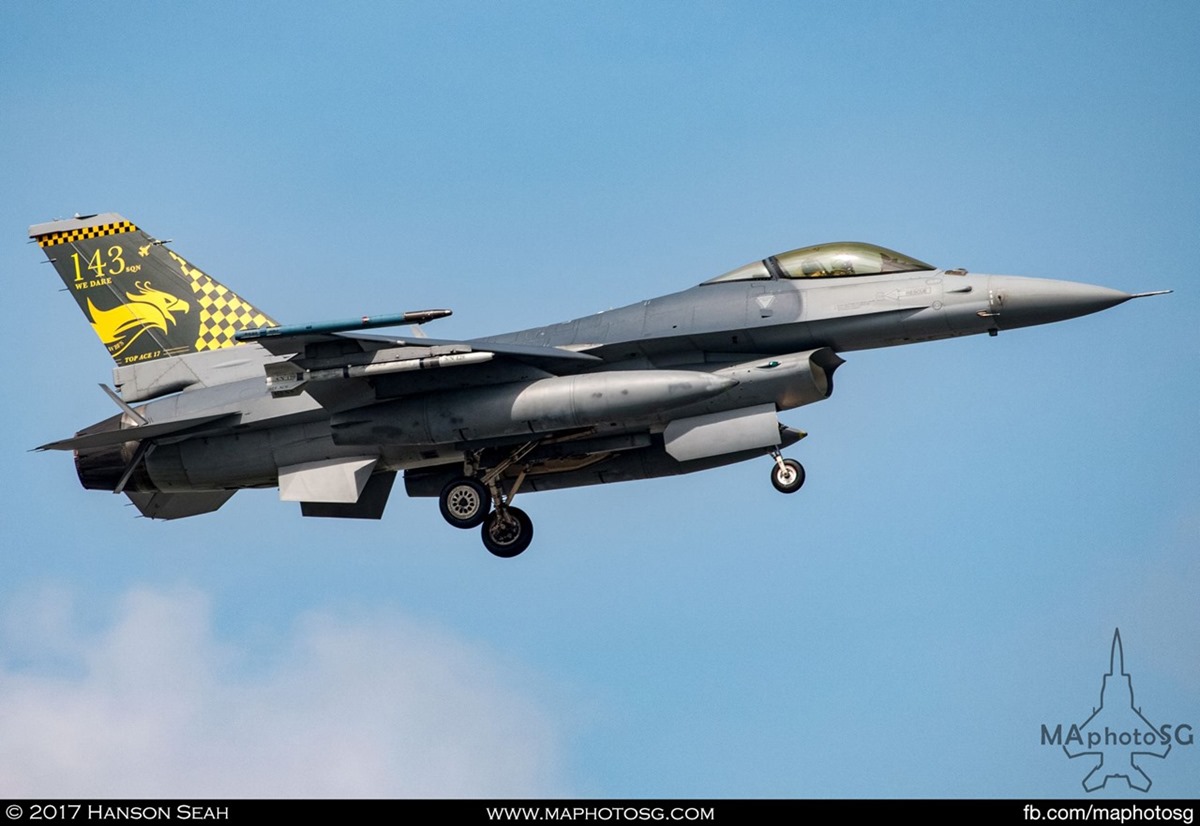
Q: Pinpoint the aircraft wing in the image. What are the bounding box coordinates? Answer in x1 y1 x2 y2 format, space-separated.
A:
229 311 603 407
252 330 601 370
248 330 603 408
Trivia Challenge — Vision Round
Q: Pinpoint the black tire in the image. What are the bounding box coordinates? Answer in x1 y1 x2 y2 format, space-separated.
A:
439 478 491 529
481 507 534 558
771 458 806 494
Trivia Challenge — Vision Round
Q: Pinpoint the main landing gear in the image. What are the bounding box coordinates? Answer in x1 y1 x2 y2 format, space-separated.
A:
438 477 490 529
438 440 539 558
480 506 533 558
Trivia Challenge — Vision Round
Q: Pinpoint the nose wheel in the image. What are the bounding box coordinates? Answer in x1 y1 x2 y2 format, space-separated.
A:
769 455 805 494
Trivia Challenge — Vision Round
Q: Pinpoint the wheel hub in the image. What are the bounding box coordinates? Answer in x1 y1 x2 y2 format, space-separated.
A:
448 486 481 518
488 512 522 544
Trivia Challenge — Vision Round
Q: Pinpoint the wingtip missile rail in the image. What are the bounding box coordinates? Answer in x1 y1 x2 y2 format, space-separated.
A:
235 309 453 342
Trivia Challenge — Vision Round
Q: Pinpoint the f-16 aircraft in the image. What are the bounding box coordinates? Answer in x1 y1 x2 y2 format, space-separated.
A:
31 213 1168 557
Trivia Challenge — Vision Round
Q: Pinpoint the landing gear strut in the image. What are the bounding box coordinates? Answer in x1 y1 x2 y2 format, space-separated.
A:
438 440 541 557
769 450 805 494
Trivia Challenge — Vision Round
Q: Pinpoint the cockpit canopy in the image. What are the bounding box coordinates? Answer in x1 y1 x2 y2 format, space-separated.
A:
703 242 936 284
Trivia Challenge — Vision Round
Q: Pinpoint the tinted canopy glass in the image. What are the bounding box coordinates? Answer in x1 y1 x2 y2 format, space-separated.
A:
774 243 934 279
704 242 935 284
703 259 771 284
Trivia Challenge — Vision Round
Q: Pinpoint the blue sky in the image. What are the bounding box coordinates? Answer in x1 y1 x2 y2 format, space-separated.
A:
1 2 1196 797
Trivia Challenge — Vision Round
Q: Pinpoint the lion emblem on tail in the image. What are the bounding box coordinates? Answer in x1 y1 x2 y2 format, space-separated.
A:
87 282 190 356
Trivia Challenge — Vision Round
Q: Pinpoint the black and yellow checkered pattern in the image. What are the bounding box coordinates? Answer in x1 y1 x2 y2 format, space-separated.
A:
168 251 275 351
34 220 138 248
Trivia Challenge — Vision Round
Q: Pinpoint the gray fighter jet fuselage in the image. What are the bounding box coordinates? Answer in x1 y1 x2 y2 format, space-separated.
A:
32 215 1168 557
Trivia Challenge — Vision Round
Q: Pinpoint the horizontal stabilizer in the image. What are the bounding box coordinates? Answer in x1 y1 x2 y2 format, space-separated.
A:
36 413 240 452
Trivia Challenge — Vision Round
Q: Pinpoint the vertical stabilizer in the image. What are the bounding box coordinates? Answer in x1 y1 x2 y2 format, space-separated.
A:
30 213 277 365
1110 628 1126 674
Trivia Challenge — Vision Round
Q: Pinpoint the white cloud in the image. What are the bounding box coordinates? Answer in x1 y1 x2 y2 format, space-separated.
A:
0 586 570 797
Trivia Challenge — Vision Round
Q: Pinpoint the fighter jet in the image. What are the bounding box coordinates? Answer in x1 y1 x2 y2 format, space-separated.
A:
30 213 1169 557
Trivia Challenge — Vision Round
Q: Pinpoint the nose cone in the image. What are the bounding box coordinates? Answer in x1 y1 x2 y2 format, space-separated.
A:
988 275 1134 329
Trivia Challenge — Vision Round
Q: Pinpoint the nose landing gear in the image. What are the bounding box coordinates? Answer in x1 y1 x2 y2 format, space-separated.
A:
769 450 805 494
